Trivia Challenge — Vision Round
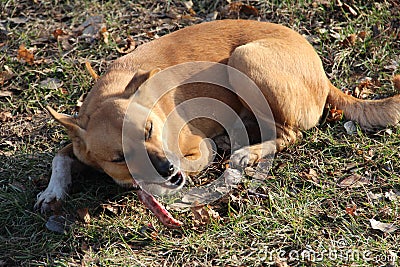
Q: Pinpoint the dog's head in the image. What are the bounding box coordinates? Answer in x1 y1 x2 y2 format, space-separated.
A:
48 68 214 195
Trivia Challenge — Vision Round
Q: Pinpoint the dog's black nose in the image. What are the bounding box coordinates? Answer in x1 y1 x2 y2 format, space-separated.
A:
150 156 175 178
159 160 175 177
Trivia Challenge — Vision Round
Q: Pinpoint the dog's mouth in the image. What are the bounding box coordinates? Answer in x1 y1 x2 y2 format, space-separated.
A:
166 171 185 187
135 170 186 197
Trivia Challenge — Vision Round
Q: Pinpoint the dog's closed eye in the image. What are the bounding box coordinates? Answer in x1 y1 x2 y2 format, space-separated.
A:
111 153 125 163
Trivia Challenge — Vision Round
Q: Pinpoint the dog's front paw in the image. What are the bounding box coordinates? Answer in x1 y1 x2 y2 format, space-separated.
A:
229 148 259 169
34 186 66 213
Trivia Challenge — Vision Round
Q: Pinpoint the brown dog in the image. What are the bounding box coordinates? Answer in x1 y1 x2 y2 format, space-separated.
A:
35 20 400 228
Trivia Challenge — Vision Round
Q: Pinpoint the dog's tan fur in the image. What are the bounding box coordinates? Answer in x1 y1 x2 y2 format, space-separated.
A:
36 20 400 226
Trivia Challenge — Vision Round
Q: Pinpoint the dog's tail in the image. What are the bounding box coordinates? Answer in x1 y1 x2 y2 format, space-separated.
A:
327 82 400 130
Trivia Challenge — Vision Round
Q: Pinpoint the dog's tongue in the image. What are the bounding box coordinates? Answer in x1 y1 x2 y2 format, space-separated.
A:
137 189 182 228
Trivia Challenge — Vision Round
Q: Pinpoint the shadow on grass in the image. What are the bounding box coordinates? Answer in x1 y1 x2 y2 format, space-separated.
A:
0 152 155 265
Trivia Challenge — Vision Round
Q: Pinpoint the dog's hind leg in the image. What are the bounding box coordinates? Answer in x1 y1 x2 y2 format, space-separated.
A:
34 143 75 212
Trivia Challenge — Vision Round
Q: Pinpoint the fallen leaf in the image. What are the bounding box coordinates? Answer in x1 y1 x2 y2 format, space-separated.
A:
300 168 323 187
183 0 193 9
223 2 259 18
358 31 367 40
338 174 369 188
393 74 400 92
46 215 74 234
369 218 398 233
341 33 357 47
345 204 357 216
326 107 343 122
0 111 12 122
274 257 289 267
58 35 73 50
344 121 357 135
85 61 99 80
190 203 220 228
206 11 219 21
385 190 400 201
77 208 91 224
116 36 136 54
0 66 14 86
40 77 62 90
367 191 383 201
81 241 89 252
17 44 34 65
76 16 106 43
353 77 377 99
52 28 66 39
239 4 259 16
100 27 109 44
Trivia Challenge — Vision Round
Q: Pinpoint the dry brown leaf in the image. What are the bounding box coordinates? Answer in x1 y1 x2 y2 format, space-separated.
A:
353 77 377 99
85 61 99 80
345 204 357 216
52 29 66 39
17 44 34 65
338 174 369 188
0 66 14 86
224 2 259 17
369 218 398 233
116 36 136 54
393 74 400 92
274 257 289 267
190 203 220 228
100 27 109 44
59 35 73 50
0 111 12 122
326 107 343 122
239 4 259 16
341 33 357 47
77 208 91 224
358 31 367 40
300 168 323 187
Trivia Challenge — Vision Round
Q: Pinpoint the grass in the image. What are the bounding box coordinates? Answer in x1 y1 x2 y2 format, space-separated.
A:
1 0 399 266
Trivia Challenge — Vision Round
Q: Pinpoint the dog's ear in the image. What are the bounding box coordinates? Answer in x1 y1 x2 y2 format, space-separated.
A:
46 106 86 139
124 68 161 97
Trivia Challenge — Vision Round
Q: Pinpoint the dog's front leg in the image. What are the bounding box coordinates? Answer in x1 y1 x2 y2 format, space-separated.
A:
34 143 75 212
230 128 301 168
